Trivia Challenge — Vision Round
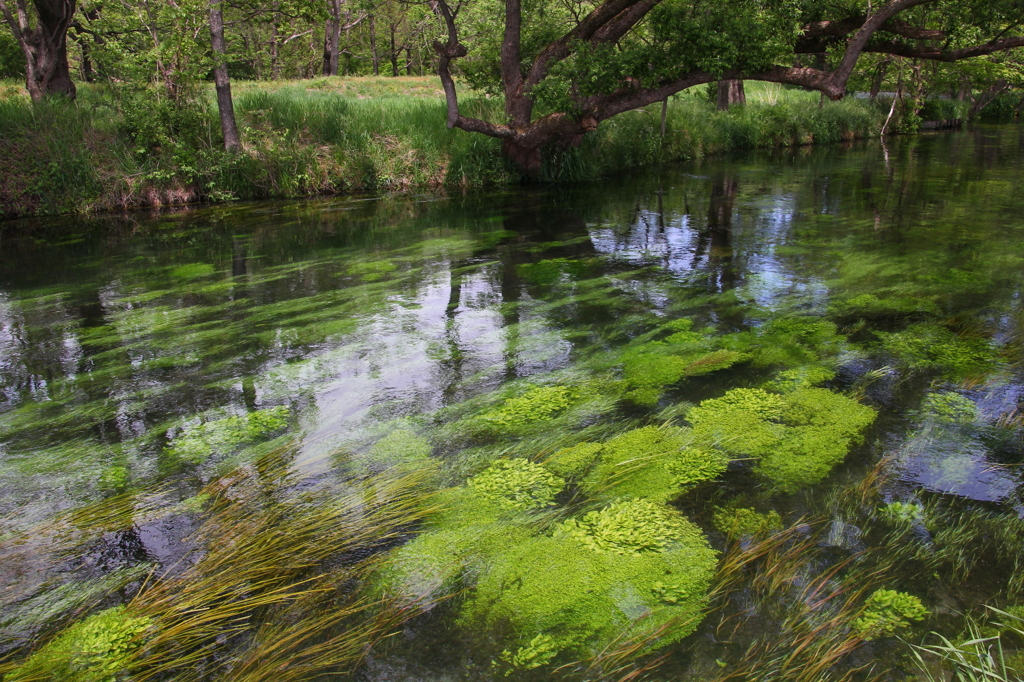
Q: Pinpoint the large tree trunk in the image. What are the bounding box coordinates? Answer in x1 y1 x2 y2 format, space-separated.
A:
0 0 77 101
321 0 341 76
716 79 745 111
502 140 542 177
208 0 241 153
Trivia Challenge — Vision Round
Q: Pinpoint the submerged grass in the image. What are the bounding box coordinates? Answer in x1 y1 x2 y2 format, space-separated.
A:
0 78 887 218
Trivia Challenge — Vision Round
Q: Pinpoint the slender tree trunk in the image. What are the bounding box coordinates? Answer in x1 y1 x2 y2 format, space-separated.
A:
716 79 745 111
405 45 412 75
208 0 240 153
870 61 888 101
369 13 378 75
321 0 341 76
270 3 280 79
389 23 398 77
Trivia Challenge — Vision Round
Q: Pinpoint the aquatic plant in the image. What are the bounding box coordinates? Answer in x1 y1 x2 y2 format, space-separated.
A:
853 589 929 640
828 293 940 322
467 459 564 511
584 426 727 502
496 633 560 674
688 387 875 492
712 506 783 541
361 429 433 473
6 606 152 682
166 406 291 465
622 348 745 406
910 607 1024 682
517 258 591 285
461 499 717 664
543 442 604 478
96 466 130 493
879 323 997 379
764 365 835 393
879 500 925 525
347 259 397 281
558 499 700 556
922 392 979 425
480 385 580 429
720 317 846 369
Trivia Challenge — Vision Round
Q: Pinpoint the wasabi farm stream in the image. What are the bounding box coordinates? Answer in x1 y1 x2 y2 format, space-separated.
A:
2 125 1024 682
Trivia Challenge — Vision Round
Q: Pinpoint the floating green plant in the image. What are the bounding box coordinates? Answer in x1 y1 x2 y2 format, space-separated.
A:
480 385 580 429
921 392 979 425
879 323 997 379
879 500 925 525
712 506 783 541
764 365 836 393
166 406 291 465
688 387 875 492
543 442 604 478
854 589 929 640
347 259 398 281
461 499 717 665
6 606 152 682
583 426 727 502
467 459 564 511
828 293 940 322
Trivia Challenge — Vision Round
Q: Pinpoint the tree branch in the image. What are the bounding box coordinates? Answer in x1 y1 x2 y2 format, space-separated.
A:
864 35 1024 61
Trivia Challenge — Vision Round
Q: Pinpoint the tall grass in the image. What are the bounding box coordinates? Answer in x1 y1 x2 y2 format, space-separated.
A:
0 78 888 219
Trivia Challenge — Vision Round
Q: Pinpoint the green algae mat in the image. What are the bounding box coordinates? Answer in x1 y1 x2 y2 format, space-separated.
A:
2 125 1024 681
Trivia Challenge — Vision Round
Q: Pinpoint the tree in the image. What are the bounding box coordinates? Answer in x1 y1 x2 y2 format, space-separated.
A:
429 0 1024 175
0 0 76 101
209 0 240 152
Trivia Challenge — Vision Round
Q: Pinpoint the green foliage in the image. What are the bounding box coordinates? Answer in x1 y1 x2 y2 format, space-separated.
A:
922 392 979 425
584 426 727 502
497 633 560 674
712 506 783 540
167 406 290 465
347 260 397 282
854 589 929 640
170 263 215 279
879 323 997 379
8 606 152 682
462 499 717 661
688 387 875 492
721 317 846 369
363 429 433 473
543 442 604 478
879 501 925 525
467 459 564 511
97 466 130 493
558 499 700 556
481 385 580 429
0 31 23 79
765 365 836 393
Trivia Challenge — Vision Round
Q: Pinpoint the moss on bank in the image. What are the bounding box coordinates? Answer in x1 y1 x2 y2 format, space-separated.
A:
0 78 886 219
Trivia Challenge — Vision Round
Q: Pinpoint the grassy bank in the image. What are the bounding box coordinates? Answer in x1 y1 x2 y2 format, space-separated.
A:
0 78 885 218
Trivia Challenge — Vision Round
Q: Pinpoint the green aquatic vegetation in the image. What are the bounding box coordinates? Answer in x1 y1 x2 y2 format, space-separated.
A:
828 293 940 321
167 406 291 465
720 317 846 369
170 263 215 279
467 459 564 511
765 365 836 393
558 499 698 556
497 633 560 674
584 426 727 502
480 385 580 429
517 258 591 285
96 466 129 493
713 506 783 540
879 500 925 525
7 606 152 682
688 387 875 492
461 499 717 662
543 442 604 478
853 589 929 640
922 392 979 425
347 259 398 281
362 429 433 473
879 323 997 379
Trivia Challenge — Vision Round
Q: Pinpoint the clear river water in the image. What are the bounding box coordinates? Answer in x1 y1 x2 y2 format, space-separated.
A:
2 125 1024 681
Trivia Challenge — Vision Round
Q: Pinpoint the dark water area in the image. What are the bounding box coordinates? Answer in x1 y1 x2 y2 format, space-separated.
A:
2 124 1024 680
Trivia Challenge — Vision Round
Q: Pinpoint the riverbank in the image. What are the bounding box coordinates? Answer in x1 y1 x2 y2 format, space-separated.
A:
0 77 885 219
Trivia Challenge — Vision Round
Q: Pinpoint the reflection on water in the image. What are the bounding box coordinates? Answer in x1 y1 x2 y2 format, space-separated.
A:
2 124 1024 677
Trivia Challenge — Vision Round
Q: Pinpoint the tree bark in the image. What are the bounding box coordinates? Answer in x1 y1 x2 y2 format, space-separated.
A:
369 13 378 75
716 79 745 111
208 0 241 153
389 22 398 77
0 0 77 101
